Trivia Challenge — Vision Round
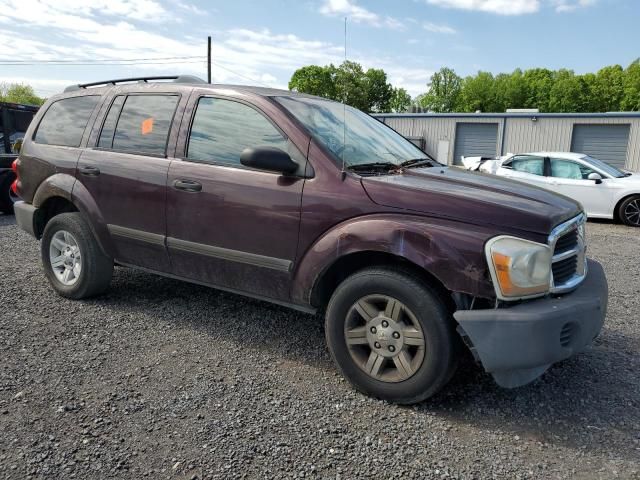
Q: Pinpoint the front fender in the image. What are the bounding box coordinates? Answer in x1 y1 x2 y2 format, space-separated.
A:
32 174 115 257
292 214 496 305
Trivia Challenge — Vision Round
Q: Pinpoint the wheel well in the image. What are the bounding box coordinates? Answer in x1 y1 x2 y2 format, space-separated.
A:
34 196 78 238
613 194 640 222
310 251 455 313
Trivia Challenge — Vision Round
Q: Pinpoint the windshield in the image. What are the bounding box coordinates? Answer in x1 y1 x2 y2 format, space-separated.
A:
276 96 431 167
582 155 627 178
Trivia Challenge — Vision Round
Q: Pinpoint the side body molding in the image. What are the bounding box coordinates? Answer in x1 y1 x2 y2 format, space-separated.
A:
31 174 115 257
291 214 497 305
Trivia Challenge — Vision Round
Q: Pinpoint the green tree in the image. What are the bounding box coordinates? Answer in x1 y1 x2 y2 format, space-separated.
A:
457 71 496 112
389 87 412 113
364 67 393 113
288 65 337 100
0 83 45 105
548 69 584 112
522 68 554 111
621 59 640 111
418 67 462 113
593 65 625 112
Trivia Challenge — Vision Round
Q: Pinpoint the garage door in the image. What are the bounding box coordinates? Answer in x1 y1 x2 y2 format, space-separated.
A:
453 123 499 165
571 124 630 169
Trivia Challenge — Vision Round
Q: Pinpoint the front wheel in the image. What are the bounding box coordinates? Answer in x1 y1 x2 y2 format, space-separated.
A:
618 195 640 227
41 212 113 299
325 267 458 404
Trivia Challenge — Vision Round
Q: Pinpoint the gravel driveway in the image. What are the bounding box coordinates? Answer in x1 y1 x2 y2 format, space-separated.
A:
1 213 638 480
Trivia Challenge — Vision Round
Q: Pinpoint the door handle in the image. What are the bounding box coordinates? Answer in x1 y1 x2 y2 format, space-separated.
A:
79 165 100 176
173 179 202 192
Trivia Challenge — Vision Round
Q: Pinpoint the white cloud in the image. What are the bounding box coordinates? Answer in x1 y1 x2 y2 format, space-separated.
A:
551 0 596 12
423 22 457 34
426 0 595 15
319 0 404 29
426 0 539 15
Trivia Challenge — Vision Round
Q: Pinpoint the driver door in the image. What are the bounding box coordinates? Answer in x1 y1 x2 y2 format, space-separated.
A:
544 157 612 217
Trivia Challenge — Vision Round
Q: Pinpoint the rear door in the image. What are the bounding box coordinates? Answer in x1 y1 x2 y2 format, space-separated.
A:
78 92 185 271
166 94 306 301
497 154 549 188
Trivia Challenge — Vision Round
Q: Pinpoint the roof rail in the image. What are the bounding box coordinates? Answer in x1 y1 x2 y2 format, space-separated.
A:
63 75 207 93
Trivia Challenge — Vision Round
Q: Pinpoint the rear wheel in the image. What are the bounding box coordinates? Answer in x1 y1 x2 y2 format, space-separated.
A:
618 195 640 227
325 267 458 404
41 213 113 299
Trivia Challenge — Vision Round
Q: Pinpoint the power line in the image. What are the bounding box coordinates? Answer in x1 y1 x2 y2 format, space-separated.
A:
0 60 207 66
0 56 205 64
211 61 271 87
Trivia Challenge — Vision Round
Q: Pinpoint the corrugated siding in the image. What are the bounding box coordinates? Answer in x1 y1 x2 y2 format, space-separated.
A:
570 124 630 168
453 123 499 165
380 115 640 171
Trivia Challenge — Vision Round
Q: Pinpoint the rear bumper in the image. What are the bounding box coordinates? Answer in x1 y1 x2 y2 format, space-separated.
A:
454 259 607 388
14 201 38 238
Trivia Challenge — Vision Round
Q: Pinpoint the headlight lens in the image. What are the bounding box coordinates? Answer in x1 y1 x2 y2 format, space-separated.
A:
485 236 552 300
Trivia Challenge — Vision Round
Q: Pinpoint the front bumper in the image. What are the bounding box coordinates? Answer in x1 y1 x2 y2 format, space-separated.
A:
454 259 607 388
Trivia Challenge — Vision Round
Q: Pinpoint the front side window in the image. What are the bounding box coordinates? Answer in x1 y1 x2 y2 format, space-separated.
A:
106 95 179 156
34 96 99 147
508 155 544 176
550 158 597 180
187 97 287 166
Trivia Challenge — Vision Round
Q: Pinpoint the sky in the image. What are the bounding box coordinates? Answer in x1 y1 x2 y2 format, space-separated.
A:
0 0 639 98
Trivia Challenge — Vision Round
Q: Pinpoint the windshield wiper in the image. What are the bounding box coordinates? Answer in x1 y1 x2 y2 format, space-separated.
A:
347 162 398 172
399 158 439 169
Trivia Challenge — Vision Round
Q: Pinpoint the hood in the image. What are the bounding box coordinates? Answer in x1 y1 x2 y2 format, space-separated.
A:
361 167 582 235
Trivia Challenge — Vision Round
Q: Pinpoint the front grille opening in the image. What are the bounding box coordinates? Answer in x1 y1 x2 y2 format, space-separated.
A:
554 229 578 255
553 256 578 284
560 322 577 347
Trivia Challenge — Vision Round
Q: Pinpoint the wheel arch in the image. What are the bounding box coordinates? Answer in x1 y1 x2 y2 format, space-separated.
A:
613 192 640 222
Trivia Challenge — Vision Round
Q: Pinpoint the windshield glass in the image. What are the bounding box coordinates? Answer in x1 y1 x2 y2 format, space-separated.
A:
582 155 626 178
276 96 430 167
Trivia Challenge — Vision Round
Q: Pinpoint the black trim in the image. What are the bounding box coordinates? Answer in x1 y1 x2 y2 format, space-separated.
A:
167 237 292 272
107 224 165 246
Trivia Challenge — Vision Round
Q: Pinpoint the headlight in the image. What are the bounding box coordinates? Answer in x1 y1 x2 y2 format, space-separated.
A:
485 236 552 300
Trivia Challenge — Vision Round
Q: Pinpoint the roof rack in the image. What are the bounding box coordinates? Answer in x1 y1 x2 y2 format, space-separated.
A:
63 75 207 93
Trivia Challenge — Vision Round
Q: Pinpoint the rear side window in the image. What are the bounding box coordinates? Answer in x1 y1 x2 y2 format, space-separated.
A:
34 96 99 147
187 97 287 166
508 155 544 176
100 95 178 156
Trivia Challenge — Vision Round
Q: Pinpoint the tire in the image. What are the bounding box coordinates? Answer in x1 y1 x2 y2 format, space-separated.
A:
325 267 458 404
41 212 113 299
618 195 640 227
0 172 15 215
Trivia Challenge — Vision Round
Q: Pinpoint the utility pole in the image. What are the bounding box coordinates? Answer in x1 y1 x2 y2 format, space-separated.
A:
207 36 212 84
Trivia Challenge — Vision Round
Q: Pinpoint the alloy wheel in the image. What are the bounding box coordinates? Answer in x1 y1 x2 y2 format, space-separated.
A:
624 199 640 226
344 294 426 383
49 230 82 286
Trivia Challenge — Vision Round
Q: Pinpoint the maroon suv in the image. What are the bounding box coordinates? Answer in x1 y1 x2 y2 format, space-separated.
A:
13 75 608 404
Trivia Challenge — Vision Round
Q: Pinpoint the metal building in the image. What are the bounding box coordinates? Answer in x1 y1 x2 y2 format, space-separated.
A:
374 112 640 171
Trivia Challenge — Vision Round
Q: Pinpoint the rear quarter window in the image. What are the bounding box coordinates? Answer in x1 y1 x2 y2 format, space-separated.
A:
34 96 100 147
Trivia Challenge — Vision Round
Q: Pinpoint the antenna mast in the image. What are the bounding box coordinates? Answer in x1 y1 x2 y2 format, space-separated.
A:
341 17 347 180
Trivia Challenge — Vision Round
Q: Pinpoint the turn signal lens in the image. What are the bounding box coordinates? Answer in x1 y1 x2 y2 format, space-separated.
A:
486 236 552 300
11 159 18 174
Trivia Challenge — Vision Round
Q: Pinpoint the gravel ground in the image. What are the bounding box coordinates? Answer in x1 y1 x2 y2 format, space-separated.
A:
0 213 639 480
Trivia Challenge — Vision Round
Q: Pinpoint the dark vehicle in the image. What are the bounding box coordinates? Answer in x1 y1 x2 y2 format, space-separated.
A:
0 101 39 214
13 76 608 403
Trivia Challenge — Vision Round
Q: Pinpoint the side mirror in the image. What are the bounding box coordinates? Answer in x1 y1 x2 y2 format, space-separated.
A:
240 146 298 175
588 172 603 184
11 138 23 154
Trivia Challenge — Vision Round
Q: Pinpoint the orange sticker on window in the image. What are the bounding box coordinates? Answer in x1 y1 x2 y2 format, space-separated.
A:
141 117 154 135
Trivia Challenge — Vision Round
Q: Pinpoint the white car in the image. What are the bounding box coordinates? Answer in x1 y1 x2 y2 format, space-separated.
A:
462 152 640 227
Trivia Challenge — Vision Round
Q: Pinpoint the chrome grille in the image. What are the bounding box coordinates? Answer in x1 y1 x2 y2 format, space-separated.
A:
549 214 587 294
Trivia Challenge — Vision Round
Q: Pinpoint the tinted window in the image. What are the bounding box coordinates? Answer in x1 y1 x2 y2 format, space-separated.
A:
34 96 99 147
111 95 178 156
97 95 125 149
187 97 287 166
508 155 544 176
551 158 596 180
